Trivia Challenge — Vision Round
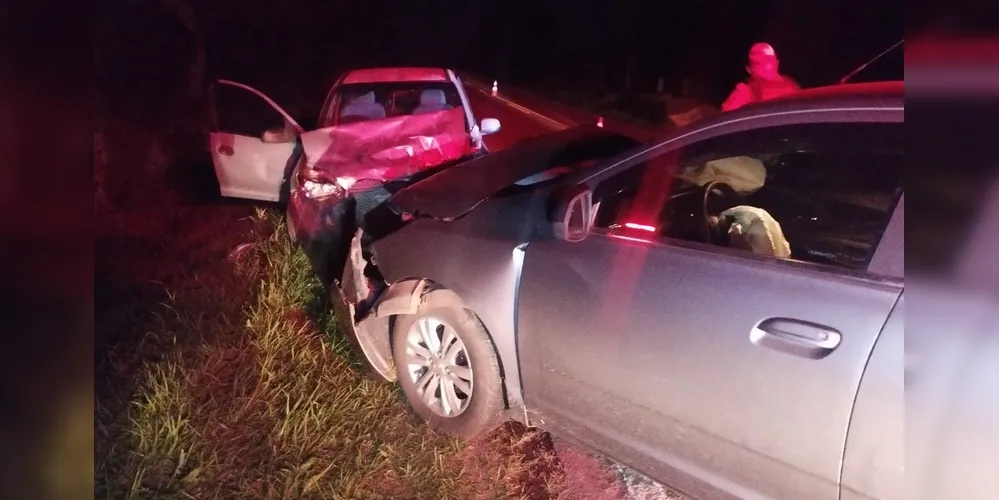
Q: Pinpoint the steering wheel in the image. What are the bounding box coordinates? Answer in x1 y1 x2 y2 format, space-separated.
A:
701 181 739 243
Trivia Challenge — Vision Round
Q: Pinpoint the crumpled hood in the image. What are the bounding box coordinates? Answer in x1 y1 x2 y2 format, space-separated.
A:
300 107 475 182
387 125 638 220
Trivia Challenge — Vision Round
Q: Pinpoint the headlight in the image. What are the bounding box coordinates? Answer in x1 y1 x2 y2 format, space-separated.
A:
298 173 357 200
302 181 343 198
301 179 344 199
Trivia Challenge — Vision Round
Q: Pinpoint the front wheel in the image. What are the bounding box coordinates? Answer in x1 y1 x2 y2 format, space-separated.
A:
392 289 506 438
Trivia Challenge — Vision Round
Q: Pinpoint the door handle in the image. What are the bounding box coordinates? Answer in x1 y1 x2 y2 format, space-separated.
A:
750 317 842 359
217 145 234 156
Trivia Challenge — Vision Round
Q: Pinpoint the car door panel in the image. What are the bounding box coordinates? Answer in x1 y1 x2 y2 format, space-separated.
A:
841 293 903 500
518 235 901 500
209 132 298 201
210 79 303 201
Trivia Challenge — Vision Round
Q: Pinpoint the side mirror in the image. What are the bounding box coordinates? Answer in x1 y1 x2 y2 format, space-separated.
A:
549 185 593 242
480 117 501 136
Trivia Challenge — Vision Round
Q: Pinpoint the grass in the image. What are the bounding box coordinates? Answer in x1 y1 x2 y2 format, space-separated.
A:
95 209 573 500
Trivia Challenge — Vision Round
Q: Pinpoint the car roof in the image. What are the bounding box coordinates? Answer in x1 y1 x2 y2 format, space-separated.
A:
740 81 904 112
341 67 451 84
573 81 904 185
780 81 902 101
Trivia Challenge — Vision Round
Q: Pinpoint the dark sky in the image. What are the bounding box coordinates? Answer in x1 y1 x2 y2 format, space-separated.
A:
97 0 903 109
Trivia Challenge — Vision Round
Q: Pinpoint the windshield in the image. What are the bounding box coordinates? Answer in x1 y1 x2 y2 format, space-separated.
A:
302 106 476 183
330 82 464 126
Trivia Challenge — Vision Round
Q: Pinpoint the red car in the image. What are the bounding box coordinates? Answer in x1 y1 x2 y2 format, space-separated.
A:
208 67 502 281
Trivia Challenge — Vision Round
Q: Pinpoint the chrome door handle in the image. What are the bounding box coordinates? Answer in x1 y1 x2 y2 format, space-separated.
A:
750 317 842 359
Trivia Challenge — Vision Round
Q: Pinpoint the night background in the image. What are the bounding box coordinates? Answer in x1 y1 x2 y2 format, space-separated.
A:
97 0 904 105
95 0 904 208
88 0 912 498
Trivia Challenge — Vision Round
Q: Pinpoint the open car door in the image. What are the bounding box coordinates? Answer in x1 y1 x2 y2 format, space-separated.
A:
209 79 304 201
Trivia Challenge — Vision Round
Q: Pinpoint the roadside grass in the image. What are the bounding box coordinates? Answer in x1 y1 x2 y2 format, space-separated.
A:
96 209 571 499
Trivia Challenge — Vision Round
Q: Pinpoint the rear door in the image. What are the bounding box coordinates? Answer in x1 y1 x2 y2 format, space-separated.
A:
517 117 904 500
210 79 303 201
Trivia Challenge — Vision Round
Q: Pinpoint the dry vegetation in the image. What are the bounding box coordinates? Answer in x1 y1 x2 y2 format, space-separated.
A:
95 7 630 493
95 209 603 499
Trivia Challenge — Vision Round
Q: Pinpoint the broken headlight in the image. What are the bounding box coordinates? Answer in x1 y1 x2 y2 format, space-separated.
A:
302 179 342 199
299 172 354 200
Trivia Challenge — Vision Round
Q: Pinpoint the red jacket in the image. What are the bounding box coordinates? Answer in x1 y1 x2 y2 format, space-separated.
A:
721 75 801 111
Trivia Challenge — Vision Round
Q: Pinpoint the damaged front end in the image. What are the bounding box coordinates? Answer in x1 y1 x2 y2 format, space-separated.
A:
287 108 480 380
333 228 425 381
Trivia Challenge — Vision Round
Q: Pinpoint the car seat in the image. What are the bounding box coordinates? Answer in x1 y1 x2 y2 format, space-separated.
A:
339 91 387 122
412 89 450 115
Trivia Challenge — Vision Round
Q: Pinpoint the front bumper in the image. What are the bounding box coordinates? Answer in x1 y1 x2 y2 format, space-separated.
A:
288 189 353 285
287 183 396 287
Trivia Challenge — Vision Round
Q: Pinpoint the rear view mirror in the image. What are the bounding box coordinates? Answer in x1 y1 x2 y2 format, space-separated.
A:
480 118 501 136
549 185 593 242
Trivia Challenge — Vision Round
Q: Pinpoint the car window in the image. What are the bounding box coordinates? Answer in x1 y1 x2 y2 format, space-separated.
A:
214 84 288 138
326 82 462 125
593 122 903 272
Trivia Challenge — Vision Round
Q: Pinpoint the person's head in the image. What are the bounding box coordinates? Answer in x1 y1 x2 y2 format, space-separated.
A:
746 42 780 80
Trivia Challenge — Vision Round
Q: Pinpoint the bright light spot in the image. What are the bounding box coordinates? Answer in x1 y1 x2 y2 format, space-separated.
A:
302 180 340 199
513 243 527 267
624 222 657 232
336 177 356 190
608 233 652 244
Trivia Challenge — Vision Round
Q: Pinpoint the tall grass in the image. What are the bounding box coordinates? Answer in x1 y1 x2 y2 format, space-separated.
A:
95 211 561 499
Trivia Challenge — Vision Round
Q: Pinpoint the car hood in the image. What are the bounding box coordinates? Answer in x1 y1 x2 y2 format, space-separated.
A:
387 125 639 220
300 107 476 183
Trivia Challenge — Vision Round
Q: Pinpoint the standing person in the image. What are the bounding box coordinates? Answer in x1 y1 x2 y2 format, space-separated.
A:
721 42 801 111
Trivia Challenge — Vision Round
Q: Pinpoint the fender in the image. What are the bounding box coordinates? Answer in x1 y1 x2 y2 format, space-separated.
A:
341 239 430 381
345 277 430 382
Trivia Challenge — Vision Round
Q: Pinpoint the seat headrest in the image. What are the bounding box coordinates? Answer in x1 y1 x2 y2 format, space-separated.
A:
350 91 376 104
419 89 447 106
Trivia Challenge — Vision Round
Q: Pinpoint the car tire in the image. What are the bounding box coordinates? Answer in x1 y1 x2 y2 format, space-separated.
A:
392 288 505 438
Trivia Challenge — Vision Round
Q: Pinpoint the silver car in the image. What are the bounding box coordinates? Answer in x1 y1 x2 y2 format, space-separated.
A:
336 81 913 499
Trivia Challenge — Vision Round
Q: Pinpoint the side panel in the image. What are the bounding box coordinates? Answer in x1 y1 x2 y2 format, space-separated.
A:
905 283 999 500
370 213 529 409
517 235 901 500
906 178 999 500
840 293 903 500
209 132 297 201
